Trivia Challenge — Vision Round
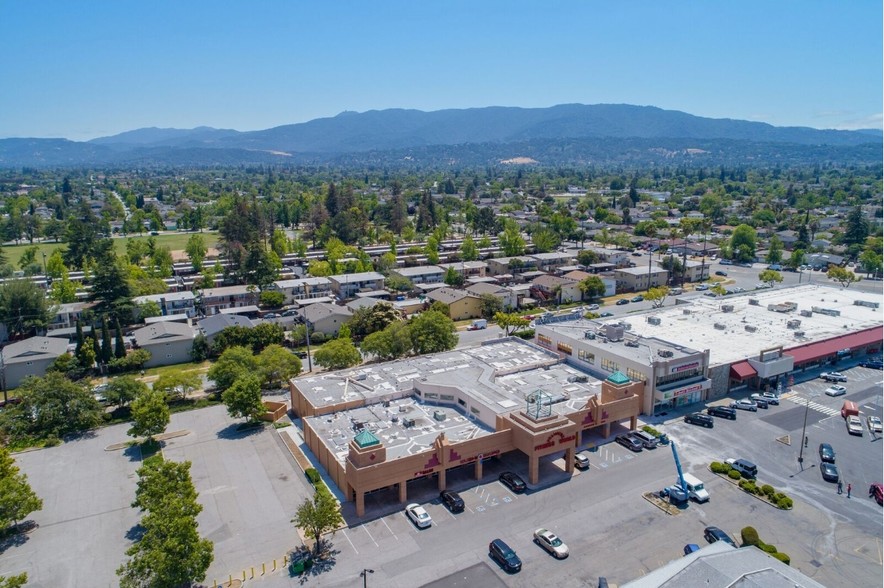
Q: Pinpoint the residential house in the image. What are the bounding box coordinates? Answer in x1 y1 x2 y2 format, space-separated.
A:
267 277 333 305
576 246 630 268
807 253 845 270
680 260 711 283
465 282 517 310
613 265 670 293
437 261 488 278
529 252 576 273
199 285 257 315
425 288 483 320
196 314 256 346
47 302 95 332
390 265 445 285
131 322 197 368
530 274 582 304
563 270 616 297
133 291 197 319
487 256 538 276
1 336 69 389
775 230 799 247
328 272 385 299
298 303 354 336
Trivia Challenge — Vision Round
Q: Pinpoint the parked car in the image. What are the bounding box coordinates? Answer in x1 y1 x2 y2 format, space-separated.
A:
820 463 840 483
731 399 758 412
821 372 847 383
846 415 864 436
707 405 737 420
761 391 779 404
715 270 728 276
616 434 643 452
719 259 733 265
868 416 883 434
695 284 709 291
683 544 701 556
818 442 836 463
533 528 569 559
616 299 630 306
825 385 847 397
281 309 299 317
405 503 432 528
499 472 527 493
262 312 280 319
755 283 771 289
599 312 614 317
574 452 591 470
586 304 600 311
871 483 883 506
860 360 883 370
684 413 714 428
749 394 769 409
489 538 522 573
631 295 644 302
631 251 643 257
703 526 736 546
440 490 464 513
726 458 757 479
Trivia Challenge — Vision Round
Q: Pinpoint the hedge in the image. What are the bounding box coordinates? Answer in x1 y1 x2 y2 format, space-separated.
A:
740 526 791 566
740 526 760 547
771 552 791 565
305 468 321 485
641 425 663 438
712 463 793 510
710 461 729 474
728 469 742 480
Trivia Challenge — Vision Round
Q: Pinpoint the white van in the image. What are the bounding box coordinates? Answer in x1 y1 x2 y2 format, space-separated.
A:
679 473 710 503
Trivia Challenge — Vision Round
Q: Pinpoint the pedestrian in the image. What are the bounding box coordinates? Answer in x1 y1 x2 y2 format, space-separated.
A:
870 485 876 499
837 481 843 495
804 436 808 448
847 483 852 498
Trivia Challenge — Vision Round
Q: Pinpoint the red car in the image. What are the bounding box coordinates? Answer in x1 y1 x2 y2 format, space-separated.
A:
871 483 883 506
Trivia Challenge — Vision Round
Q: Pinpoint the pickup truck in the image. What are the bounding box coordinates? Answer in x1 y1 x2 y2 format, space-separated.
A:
820 372 847 383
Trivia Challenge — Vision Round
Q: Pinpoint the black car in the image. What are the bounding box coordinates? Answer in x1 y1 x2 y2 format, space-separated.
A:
440 490 464 513
818 443 835 464
499 472 527 493
707 406 737 420
684 413 714 428
489 538 522 573
861 360 884 370
615 434 643 452
704 526 736 546
616 299 629 305
715 270 728 276
820 463 840 483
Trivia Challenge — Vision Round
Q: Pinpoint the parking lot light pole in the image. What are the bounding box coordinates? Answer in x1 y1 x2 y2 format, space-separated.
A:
798 392 816 468
360 568 374 588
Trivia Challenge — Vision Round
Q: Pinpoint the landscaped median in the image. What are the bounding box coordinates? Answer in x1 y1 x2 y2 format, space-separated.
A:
709 461 794 510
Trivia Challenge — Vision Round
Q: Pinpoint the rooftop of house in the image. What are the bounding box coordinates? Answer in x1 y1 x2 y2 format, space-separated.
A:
393 265 445 277
131 321 196 343
133 291 195 304
272 277 331 289
299 302 353 322
197 314 255 337
437 261 489 271
328 272 385 284
2 336 69 363
201 285 253 298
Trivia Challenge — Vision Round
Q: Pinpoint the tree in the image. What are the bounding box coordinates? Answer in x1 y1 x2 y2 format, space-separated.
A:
114 318 127 358
645 286 669 309
347 302 401 340
259 290 285 310
577 250 600 266
766 235 784 264
221 375 265 422
479 293 503 319
153 371 202 402
104 376 147 409
0 279 54 338
258 344 302 387
100 318 113 364
314 338 362 370
443 267 465 288
460 234 479 261
127 389 170 442
0 445 43 530
786 248 806 270
409 310 457 355
493 312 529 336
0 373 103 442
827 266 858 289
757 269 784 289
89 242 134 323
578 276 606 300
45 249 67 279
361 321 413 361
0 573 28 588
293 487 343 557
859 247 883 277
531 228 560 253
842 206 869 247
729 224 757 263
108 349 151 374
185 234 207 272
207 346 259 392
49 275 78 304
499 220 526 256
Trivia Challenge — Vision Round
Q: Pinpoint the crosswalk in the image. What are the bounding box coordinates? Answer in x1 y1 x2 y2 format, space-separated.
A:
779 391 840 416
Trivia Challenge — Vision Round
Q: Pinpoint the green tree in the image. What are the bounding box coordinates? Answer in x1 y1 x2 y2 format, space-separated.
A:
859 247 883 277
444 267 465 288
100 318 113 364
578 276 606 300
493 311 529 336
577 250 600 266
346 302 401 340
307 260 332 277
314 338 362 370
104 375 148 409
0 279 54 338
0 573 28 588
258 344 302 387
842 206 869 247
259 290 285 309
185 233 207 271
0 445 43 530
766 235 784 264
827 266 858 289
114 318 127 358
0 373 103 442
499 220 526 256
479 293 503 319
460 234 479 261
49 275 78 304
153 371 202 402
531 228 560 253
785 248 806 270
89 242 134 323
757 269 784 289
729 224 757 263
645 286 669 308
222 375 265 422
409 310 457 354
361 321 413 360
45 249 67 279
293 487 344 557
127 389 170 442
207 346 259 392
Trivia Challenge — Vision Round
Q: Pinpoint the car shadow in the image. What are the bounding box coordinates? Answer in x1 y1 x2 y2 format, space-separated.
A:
216 422 266 440
125 523 145 542
0 521 36 555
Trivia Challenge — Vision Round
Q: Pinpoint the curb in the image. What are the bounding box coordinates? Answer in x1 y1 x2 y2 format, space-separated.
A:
707 467 793 510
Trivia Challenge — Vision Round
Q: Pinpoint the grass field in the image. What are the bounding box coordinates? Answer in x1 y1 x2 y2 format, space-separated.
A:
2 231 220 266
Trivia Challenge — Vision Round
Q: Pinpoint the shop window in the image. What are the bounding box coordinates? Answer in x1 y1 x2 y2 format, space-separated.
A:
578 349 595 365
626 368 646 382
601 358 620 372
440 394 454 401
424 392 438 399
537 334 552 347
557 342 573 355
470 406 480 415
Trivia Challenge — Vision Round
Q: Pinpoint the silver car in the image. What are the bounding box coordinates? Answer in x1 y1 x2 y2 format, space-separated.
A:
534 528 569 559
731 399 758 412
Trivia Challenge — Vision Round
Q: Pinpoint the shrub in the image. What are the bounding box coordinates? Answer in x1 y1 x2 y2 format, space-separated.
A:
728 469 742 480
305 468 321 485
739 480 757 494
761 484 775 498
774 492 786 502
777 496 793 509
760 543 778 554
740 527 759 547
43 436 61 447
710 461 729 474
513 329 535 340
641 425 662 438
259 290 285 309
771 551 791 565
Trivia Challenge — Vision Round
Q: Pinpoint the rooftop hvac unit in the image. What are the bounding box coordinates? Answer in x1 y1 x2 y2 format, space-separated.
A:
604 324 625 342
567 375 588 383
647 316 662 325
721 304 734 313
744 325 757 333
682 309 692 315
399 405 407 412
402 417 416 427
391 415 399 423
355 373 368 381
625 339 640 348
658 349 674 358
584 331 597 339
800 310 813 317
748 299 760 306
620 322 633 331
433 410 446 421
793 331 805 338
787 319 801 329
714 323 727 330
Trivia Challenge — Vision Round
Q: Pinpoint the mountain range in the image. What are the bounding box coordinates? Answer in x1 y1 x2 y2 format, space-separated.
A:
1 104 880 168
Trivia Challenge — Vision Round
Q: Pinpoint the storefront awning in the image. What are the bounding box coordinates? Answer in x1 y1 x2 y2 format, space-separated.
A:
785 327 883 364
730 361 757 380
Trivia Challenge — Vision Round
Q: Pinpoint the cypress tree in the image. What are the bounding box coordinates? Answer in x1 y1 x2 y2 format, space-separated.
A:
114 318 126 359
101 318 113 363
75 320 84 353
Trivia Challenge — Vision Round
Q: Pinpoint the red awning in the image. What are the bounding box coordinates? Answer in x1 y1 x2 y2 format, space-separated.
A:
785 327 883 364
730 361 757 380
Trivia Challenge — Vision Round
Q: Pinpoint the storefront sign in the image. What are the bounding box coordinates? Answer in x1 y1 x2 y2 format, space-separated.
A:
457 449 499 465
534 432 576 451
413 468 435 478
669 361 700 374
661 381 708 401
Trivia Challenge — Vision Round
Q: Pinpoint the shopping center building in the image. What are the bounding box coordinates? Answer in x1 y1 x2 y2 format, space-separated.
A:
290 338 642 516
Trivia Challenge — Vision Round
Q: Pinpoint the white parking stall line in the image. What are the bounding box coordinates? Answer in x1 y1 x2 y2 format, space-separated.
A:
342 528 359 555
381 517 399 540
363 524 378 546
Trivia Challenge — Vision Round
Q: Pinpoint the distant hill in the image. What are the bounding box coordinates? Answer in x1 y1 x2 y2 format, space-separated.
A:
1 104 880 167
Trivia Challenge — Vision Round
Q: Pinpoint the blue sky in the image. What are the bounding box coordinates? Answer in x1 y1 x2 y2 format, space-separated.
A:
1 1 881 140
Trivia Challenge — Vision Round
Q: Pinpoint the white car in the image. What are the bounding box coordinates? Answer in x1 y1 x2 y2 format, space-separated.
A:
586 304 600 311
868 416 883 433
846 416 864 436
533 528 569 559
755 283 771 289
825 385 847 397
695 284 709 291
820 372 847 383
405 503 432 528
